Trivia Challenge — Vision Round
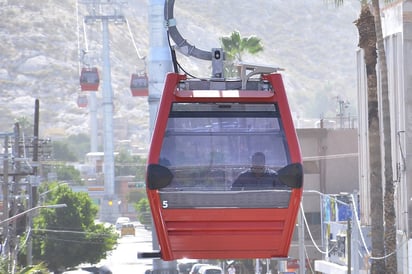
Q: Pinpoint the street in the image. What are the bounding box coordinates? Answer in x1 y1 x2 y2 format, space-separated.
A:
99 223 154 273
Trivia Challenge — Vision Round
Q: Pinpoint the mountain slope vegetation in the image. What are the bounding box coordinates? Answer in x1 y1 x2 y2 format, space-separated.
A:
0 0 360 148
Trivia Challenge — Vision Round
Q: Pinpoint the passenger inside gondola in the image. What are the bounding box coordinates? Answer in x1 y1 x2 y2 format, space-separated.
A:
231 152 287 190
155 102 292 192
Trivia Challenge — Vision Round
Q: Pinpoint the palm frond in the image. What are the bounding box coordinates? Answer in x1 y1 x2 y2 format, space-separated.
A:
324 0 344 7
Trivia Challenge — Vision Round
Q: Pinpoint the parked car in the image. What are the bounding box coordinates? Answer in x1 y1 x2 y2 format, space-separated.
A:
189 263 209 274
115 217 130 230
62 270 93 274
198 265 223 274
177 259 198 274
120 222 135 236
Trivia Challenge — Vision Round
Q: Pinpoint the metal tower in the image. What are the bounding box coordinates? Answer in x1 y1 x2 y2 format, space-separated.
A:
81 0 126 222
148 0 175 273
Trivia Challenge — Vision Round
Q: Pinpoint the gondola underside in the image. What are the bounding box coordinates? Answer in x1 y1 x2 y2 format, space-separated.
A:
155 189 301 260
156 205 299 260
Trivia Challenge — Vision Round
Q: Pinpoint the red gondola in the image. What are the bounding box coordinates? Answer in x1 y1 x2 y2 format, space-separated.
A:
77 95 88 108
130 73 148 96
80 67 100 91
144 64 303 261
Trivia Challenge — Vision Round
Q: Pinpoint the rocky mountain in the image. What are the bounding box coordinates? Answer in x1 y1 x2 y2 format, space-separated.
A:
0 0 360 149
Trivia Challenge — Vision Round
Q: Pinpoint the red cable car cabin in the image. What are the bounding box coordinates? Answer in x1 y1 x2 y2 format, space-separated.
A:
130 73 148 96
145 69 303 261
77 95 88 108
80 67 100 91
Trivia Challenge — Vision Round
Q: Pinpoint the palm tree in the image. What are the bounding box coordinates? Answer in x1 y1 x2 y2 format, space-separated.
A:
332 0 396 272
15 116 33 136
354 5 385 273
220 30 264 77
371 1 397 273
220 30 263 62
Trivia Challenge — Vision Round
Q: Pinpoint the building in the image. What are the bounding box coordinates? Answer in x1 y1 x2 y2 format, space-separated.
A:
315 2 412 273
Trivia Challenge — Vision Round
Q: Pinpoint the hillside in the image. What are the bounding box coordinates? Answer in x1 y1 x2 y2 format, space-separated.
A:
0 0 360 149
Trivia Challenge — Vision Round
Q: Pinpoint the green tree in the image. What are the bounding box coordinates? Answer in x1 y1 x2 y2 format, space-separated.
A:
54 164 82 185
134 197 150 213
220 30 264 77
134 197 151 228
220 30 263 62
27 184 118 272
52 134 91 162
371 1 397 273
115 149 137 176
127 188 147 204
354 6 385 273
115 149 146 180
15 116 33 136
52 141 77 162
19 263 50 274
0 256 50 274
67 134 91 160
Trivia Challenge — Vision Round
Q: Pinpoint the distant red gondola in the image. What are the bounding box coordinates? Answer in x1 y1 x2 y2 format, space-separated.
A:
144 64 303 261
80 67 100 91
77 95 88 108
130 73 148 96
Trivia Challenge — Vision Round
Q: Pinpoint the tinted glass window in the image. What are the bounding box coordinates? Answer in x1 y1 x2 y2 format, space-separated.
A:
204 270 222 274
159 102 290 192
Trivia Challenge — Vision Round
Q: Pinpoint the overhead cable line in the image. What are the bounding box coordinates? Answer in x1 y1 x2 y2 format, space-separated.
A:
300 204 328 255
76 0 81 76
125 18 145 61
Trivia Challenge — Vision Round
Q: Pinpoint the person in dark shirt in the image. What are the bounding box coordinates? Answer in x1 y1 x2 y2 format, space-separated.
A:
232 152 282 190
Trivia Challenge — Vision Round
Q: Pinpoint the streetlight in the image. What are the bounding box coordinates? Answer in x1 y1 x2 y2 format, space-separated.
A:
0 203 66 272
0 204 67 226
38 182 68 205
33 183 68 267
24 182 68 267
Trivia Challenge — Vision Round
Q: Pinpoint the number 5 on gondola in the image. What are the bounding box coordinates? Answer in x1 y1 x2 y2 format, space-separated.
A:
144 64 303 261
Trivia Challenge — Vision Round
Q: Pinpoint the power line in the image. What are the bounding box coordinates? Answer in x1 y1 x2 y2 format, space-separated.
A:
125 18 145 61
34 228 115 236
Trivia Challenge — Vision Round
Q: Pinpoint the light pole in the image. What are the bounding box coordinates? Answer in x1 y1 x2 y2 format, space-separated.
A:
38 182 68 205
1 204 66 272
26 183 68 266
0 204 67 226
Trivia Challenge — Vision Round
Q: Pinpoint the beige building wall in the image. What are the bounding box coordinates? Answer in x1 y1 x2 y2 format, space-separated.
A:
289 127 359 261
297 128 359 213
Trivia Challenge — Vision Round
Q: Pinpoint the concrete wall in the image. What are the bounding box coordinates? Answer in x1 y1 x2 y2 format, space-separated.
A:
297 128 359 212
289 128 359 262
380 0 412 238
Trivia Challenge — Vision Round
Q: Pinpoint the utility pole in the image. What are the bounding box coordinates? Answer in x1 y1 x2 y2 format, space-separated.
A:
336 96 349 128
81 0 126 222
347 219 352 274
1 133 11 259
0 102 50 269
298 207 306 274
9 123 21 271
27 99 40 265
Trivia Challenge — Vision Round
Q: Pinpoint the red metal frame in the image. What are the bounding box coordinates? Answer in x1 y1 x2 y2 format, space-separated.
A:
147 73 302 261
